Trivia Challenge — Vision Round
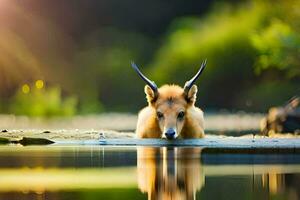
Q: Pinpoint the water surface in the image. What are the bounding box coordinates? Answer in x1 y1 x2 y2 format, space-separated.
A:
0 146 299 200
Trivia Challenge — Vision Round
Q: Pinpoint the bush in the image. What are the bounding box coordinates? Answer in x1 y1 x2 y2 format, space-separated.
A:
10 80 78 117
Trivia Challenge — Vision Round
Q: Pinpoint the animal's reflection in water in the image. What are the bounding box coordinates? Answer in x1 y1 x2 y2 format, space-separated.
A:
137 147 204 200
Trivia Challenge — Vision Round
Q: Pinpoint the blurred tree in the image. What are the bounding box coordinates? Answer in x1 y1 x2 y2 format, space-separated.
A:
1 0 299 115
251 20 300 78
149 2 267 110
243 0 300 111
148 1 300 112
250 0 300 78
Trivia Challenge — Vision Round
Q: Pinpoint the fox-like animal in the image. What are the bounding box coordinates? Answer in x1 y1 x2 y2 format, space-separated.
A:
131 61 206 139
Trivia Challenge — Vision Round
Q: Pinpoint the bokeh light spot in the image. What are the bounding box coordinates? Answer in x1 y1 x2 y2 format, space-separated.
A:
35 80 44 89
22 84 30 94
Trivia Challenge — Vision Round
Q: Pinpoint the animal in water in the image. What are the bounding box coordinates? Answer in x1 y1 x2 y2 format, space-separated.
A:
131 60 206 139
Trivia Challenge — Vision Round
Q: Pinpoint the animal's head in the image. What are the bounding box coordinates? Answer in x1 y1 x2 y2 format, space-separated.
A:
132 60 206 139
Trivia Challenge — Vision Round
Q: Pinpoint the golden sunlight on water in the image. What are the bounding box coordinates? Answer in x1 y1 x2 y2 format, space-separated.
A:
0 168 137 192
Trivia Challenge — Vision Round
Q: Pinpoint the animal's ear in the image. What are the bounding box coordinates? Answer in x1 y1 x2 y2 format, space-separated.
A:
144 85 158 104
185 85 197 103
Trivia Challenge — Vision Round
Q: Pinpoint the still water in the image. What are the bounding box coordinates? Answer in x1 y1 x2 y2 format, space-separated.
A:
0 146 299 200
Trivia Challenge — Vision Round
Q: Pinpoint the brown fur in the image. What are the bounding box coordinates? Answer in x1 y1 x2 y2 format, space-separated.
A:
136 84 204 138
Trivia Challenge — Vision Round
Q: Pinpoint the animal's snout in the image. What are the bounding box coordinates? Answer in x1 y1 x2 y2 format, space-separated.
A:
165 128 176 139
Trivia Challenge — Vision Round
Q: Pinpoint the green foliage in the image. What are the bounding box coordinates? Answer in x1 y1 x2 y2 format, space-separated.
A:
1 0 300 114
149 2 267 109
251 20 300 77
10 81 78 117
148 1 299 111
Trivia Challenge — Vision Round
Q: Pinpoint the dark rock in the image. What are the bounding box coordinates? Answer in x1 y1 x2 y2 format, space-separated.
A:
19 137 55 146
42 130 51 133
0 137 10 144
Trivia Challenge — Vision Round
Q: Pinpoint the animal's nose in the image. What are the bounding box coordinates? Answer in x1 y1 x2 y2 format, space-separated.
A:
165 128 176 139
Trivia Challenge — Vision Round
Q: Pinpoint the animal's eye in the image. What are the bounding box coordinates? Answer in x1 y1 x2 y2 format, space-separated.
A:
157 112 164 120
177 111 185 120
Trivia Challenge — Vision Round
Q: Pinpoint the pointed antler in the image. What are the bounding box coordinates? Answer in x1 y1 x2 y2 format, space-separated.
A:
131 61 158 97
183 60 207 95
